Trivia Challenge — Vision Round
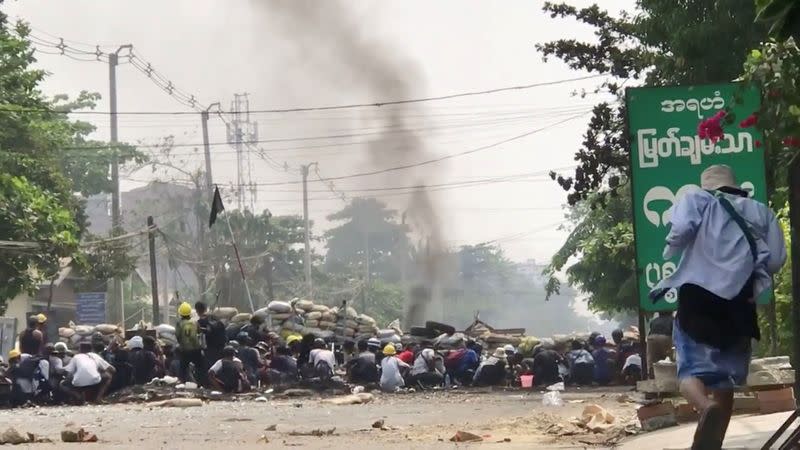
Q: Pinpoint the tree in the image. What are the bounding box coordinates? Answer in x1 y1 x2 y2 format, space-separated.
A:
0 15 143 311
324 198 411 283
538 1 769 314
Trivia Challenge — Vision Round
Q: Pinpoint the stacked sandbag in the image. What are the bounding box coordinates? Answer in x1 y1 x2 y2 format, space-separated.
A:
156 324 177 347
354 313 378 340
230 313 252 324
518 336 541 357
210 307 239 322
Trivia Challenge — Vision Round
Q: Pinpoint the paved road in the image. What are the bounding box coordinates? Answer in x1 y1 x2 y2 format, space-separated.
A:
0 388 638 449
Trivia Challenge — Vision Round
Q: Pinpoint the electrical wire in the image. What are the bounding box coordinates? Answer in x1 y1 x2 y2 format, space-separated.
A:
0 75 603 116
238 113 589 187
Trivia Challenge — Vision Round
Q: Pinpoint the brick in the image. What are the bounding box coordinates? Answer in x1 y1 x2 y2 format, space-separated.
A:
675 403 699 422
759 398 796 414
640 413 678 432
637 401 674 421
756 387 795 403
732 396 760 414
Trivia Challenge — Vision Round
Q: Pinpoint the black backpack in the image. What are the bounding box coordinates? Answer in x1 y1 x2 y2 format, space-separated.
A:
205 317 228 350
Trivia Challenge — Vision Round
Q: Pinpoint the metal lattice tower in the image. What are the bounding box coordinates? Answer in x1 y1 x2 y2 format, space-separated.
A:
226 93 259 210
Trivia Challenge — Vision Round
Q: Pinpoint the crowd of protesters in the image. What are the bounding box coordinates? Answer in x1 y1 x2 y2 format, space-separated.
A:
0 301 651 406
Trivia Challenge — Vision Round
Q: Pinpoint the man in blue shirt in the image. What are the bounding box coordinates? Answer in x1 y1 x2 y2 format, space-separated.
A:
651 165 786 450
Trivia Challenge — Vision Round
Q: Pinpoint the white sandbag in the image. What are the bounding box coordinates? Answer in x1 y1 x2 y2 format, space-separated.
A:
95 324 120 334
59 327 75 338
345 307 358 319
319 321 336 329
320 312 335 322
311 304 329 313
267 301 292 314
305 319 320 328
357 314 376 325
270 312 292 321
345 320 358 329
295 299 314 311
156 324 176 335
306 311 323 321
74 325 94 336
211 307 239 320
344 328 356 337
231 313 252 323
253 307 271 320
378 329 397 339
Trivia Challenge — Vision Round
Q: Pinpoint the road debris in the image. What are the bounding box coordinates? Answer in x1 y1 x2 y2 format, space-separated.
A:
147 398 203 408
450 431 484 442
0 427 29 445
580 404 616 432
287 428 337 437
265 424 278 431
371 419 385 429
254 396 268 403
61 426 98 443
323 393 374 405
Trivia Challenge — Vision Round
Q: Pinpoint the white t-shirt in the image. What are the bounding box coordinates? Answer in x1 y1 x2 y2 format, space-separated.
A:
209 357 242 374
411 349 435 376
64 353 110 387
310 349 336 370
380 356 409 391
623 354 642 372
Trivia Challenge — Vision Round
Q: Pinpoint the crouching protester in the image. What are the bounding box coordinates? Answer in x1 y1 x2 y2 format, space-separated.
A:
309 338 336 380
379 344 409 392
444 341 480 386
60 342 115 404
473 347 508 387
7 349 50 406
650 165 786 450
208 346 250 393
408 348 444 389
266 346 298 385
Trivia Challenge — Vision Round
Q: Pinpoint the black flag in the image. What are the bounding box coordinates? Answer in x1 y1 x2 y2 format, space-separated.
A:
209 186 225 228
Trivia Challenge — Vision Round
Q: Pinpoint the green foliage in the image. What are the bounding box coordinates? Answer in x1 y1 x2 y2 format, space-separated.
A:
756 0 800 40
544 186 637 313
0 13 145 311
0 174 79 306
324 198 410 282
538 1 769 314
759 206 792 356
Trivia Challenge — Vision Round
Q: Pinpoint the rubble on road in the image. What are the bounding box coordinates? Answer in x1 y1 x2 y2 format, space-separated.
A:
287 428 336 437
61 426 98 443
147 398 203 408
0 427 30 445
323 393 374 405
450 431 483 442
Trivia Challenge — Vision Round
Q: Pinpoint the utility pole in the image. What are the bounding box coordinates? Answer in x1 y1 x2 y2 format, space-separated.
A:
109 44 132 323
301 163 317 299
201 102 220 190
199 102 220 303
265 255 274 302
147 216 160 325
363 231 370 313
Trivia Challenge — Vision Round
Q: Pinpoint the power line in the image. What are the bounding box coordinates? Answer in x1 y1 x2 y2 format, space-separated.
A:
239 113 589 187
0 75 603 116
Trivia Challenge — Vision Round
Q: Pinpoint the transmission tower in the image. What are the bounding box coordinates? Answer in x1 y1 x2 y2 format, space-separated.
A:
226 93 259 210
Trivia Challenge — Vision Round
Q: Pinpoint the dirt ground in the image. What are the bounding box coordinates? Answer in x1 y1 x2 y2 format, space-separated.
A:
0 387 641 449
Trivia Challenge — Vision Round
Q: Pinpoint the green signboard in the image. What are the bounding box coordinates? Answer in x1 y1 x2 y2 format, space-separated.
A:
626 83 767 311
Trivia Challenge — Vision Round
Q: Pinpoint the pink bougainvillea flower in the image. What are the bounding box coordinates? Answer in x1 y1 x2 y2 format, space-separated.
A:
739 113 758 128
698 110 726 142
782 137 800 148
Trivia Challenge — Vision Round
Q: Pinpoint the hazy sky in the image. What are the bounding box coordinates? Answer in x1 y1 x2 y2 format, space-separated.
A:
7 0 636 263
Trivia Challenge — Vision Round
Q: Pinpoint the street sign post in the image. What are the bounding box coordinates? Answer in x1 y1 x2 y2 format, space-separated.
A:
76 292 107 325
626 83 768 311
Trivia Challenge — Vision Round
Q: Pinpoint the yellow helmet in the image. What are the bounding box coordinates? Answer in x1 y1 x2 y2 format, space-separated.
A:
178 302 192 317
36 313 47 324
382 343 396 356
8 349 20 360
286 334 302 345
